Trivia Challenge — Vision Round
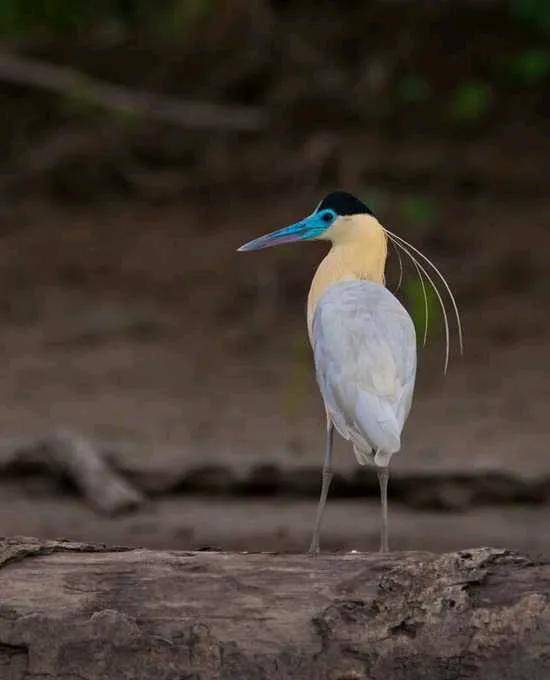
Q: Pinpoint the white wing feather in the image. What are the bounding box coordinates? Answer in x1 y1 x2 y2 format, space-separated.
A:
312 280 417 467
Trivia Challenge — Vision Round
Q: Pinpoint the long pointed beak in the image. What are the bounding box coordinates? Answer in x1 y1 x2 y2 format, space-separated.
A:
237 217 314 252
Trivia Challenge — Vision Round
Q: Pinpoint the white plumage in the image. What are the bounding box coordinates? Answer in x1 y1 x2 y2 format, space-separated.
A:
312 280 417 468
238 190 460 552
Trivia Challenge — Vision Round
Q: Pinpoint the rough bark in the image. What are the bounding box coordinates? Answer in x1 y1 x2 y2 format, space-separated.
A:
0 537 548 679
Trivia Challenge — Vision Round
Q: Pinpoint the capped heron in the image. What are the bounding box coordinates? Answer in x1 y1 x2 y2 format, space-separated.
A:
238 191 462 553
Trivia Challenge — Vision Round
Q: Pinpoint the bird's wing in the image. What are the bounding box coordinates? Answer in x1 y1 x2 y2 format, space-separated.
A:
312 280 417 463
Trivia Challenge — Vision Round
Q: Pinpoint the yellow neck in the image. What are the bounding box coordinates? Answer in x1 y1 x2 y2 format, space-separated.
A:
307 214 387 338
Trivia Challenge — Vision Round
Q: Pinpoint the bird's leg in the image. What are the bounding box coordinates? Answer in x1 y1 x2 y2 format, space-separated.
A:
377 466 390 552
308 420 334 554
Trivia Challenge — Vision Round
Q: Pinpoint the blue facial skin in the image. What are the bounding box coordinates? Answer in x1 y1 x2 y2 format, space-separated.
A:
238 209 337 252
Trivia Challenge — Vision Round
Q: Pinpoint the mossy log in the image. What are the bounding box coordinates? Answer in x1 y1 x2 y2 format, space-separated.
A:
0 537 548 679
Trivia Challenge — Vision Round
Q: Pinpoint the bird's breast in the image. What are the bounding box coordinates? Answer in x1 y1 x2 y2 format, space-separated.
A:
307 239 387 341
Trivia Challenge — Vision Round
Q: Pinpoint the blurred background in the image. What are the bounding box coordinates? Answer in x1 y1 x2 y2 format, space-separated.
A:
0 0 548 555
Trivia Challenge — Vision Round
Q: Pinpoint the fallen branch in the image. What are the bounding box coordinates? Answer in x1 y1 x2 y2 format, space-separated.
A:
0 431 144 515
0 538 547 679
2 432 548 511
0 52 265 132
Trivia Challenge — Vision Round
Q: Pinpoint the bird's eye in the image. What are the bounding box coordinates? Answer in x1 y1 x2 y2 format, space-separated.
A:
322 212 333 222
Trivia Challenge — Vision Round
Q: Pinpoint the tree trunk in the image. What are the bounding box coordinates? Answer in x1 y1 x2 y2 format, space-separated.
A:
0 537 548 679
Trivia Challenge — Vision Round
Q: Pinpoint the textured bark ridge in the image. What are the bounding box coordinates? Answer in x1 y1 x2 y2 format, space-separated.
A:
0 537 548 679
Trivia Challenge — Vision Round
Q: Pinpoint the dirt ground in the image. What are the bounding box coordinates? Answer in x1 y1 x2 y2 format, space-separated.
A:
0 182 548 554
1 480 549 556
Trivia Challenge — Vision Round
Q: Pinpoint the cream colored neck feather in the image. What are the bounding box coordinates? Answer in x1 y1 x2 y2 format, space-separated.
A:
307 214 388 338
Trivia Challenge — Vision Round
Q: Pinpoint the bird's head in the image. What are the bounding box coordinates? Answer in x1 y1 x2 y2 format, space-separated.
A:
238 190 463 373
237 191 382 252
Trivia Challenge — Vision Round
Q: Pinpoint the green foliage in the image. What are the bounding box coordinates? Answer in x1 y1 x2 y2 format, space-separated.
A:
59 79 105 118
283 334 311 420
360 187 390 215
508 48 550 86
400 195 439 228
509 0 550 34
60 87 141 128
404 278 439 343
0 0 114 35
169 0 216 33
449 80 493 124
0 0 217 38
396 75 432 104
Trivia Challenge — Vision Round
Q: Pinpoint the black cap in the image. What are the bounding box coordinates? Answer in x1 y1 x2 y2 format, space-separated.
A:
316 191 374 217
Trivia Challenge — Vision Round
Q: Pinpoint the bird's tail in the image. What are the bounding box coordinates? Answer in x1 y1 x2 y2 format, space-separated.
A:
352 445 372 466
353 446 393 468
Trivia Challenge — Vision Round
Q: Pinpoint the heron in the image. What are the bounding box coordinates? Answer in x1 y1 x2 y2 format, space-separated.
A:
238 191 462 553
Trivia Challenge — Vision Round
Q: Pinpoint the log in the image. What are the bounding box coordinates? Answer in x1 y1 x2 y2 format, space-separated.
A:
0 431 144 515
2 430 550 511
0 537 548 679
0 53 265 132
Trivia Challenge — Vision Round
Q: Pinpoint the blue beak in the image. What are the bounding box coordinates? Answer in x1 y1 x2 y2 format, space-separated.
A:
238 212 327 252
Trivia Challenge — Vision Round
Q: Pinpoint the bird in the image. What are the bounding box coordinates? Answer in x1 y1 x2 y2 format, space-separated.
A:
238 191 462 553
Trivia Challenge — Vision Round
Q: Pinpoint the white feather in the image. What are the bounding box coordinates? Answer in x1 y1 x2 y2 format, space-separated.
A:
312 280 417 467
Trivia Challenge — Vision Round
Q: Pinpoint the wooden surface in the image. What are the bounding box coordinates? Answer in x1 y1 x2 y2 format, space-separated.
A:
0 537 548 679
